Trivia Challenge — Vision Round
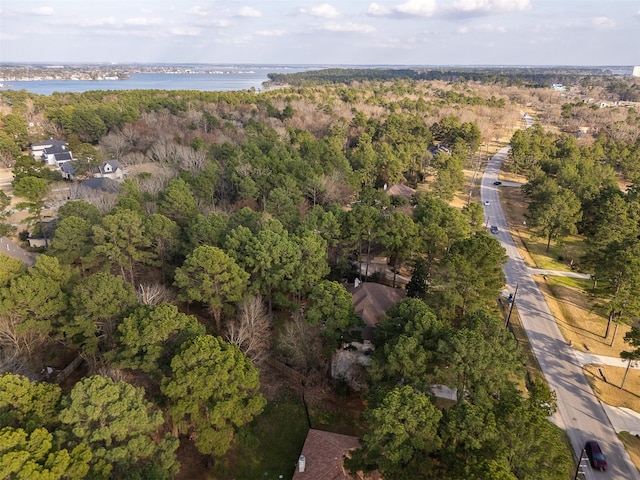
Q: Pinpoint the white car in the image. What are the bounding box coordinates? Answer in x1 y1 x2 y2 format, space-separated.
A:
484 200 491 206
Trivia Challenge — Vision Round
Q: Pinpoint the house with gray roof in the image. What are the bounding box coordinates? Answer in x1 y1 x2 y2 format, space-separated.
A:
30 139 68 159
41 144 73 166
95 160 124 180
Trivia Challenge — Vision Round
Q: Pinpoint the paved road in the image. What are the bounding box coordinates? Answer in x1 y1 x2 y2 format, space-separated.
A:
482 147 639 480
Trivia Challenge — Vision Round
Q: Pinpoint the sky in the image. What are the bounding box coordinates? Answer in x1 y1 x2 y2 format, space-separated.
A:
1 0 639 66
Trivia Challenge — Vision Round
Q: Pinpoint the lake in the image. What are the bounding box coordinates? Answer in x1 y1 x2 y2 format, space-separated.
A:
2 66 313 95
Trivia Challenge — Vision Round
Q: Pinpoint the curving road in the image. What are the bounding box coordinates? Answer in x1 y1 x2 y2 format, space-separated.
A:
481 146 639 480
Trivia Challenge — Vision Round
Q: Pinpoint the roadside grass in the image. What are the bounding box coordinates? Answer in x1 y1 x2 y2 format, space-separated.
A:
535 275 631 356
584 364 640 412
498 182 587 271
503 301 545 388
619 432 640 472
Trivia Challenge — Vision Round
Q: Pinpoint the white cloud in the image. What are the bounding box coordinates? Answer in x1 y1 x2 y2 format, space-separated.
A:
77 17 117 27
256 29 286 37
31 6 54 16
449 0 531 14
394 0 438 17
301 3 341 19
382 0 531 18
238 6 261 18
169 26 201 36
367 3 391 16
457 25 469 34
124 17 164 26
636 9 640 21
187 6 209 17
320 21 375 33
590 16 615 30
561 16 616 31
478 23 506 32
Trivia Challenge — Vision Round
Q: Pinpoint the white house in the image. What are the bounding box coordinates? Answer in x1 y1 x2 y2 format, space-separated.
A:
95 160 124 180
41 144 73 166
30 139 68 160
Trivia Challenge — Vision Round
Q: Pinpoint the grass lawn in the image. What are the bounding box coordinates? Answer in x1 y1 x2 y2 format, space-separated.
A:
307 394 367 437
499 183 587 271
619 432 640 471
213 395 310 480
583 364 640 412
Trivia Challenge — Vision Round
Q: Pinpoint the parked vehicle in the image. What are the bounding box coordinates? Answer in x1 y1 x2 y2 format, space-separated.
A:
490 225 498 234
585 441 607 471
493 181 502 185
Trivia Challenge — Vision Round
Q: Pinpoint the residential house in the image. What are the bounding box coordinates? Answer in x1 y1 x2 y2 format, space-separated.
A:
385 183 415 202
292 429 380 480
30 139 68 160
60 161 76 180
41 144 73 167
95 160 124 181
348 281 406 343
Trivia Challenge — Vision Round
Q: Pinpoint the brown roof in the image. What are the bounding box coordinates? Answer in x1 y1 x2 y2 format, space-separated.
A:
292 429 360 480
385 184 415 199
348 282 406 332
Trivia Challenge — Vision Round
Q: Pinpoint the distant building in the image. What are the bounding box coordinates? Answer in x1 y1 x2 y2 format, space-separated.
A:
632 66 640 77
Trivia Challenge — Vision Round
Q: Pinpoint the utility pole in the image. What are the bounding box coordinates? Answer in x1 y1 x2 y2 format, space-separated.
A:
505 283 519 328
574 448 587 479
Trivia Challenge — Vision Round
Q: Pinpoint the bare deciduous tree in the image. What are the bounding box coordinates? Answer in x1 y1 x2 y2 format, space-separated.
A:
100 130 132 159
68 183 120 215
137 282 177 306
224 295 271 365
277 310 323 374
120 151 146 166
0 312 46 358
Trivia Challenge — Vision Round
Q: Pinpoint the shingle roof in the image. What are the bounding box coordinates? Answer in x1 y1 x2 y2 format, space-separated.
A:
348 282 406 329
386 183 415 199
42 144 68 155
54 152 73 162
61 162 75 174
81 177 120 192
292 429 360 480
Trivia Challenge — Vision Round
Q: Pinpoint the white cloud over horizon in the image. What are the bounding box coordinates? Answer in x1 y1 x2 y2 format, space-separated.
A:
1 0 636 65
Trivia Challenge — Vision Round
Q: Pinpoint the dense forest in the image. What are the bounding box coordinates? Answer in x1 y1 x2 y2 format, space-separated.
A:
267 67 640 102
0 69 639 479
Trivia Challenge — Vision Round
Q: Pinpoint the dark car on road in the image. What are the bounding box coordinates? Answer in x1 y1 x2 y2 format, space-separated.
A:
585 441 607 471
493 181 502 185
490 225 499 234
